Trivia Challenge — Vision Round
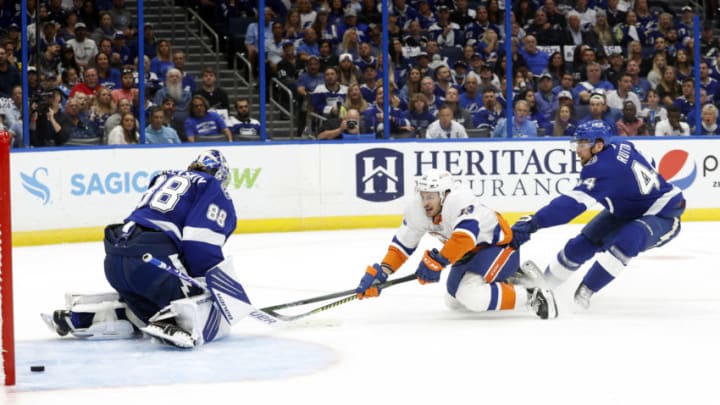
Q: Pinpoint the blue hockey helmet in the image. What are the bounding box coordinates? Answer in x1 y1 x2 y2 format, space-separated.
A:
573 120 612 145
190 149 230 190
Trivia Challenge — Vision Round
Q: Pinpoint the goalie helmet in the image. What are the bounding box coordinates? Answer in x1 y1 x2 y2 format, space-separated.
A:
189 149 230 191
416 169 453 203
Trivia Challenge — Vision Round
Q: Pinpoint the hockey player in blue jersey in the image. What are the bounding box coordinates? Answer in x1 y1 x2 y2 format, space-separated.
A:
509 120 686 308
43 149 239 348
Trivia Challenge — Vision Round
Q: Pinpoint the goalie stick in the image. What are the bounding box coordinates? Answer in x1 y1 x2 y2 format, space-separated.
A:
143 254 416 323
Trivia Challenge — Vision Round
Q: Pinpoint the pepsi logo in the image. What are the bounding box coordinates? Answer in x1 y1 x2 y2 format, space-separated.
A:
657 150 696 190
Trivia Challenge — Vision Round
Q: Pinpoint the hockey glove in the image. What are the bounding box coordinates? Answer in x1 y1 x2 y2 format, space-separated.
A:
415 248 450 284
510 216 540 249
356 264 391 299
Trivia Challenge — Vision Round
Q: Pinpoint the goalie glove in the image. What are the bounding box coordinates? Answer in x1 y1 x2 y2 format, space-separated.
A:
356 263 392 299
510 215 539 249
415 248 450 284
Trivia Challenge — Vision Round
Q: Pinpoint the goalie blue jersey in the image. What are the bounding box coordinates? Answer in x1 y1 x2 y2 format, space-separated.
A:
126 170 237 277
534 140 684 228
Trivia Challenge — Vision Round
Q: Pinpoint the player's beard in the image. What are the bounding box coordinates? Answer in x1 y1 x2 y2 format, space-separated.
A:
166 83 183 102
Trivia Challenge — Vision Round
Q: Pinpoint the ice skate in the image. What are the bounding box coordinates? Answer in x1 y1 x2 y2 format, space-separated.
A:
574 283 594 310
507 260 547 288
142 321 196 349
40 310 74 337
527 288 558 319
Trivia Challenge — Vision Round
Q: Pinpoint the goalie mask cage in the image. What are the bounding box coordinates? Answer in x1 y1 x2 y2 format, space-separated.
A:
0 130 15 386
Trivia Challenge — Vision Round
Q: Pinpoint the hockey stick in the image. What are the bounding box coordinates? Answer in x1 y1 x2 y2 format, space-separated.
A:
260 274 417 312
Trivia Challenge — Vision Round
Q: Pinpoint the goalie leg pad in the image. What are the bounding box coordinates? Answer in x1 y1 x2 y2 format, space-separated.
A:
153 293 231 346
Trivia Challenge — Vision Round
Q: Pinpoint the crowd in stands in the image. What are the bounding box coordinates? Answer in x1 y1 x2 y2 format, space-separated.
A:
0 0 261 147
239 0 720 139
2 0 720 145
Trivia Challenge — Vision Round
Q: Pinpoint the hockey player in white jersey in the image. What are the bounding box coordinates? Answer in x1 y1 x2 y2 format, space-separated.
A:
355 169 558 319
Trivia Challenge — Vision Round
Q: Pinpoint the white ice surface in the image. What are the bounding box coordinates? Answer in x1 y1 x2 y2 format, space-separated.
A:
3 222 719 405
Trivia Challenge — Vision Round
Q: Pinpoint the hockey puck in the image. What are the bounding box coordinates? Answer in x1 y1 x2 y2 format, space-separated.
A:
30 365 45 372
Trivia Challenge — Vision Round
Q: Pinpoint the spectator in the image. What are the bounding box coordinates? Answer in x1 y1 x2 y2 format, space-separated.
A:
316 39 339 72
337 52 360 86
312 9 339 46
244 7 275 75
524 10 560 46
89 85 116 134
337 27 361 59
573 62 615 105
296 55 324 134
561 11 599 49
473 86 502 130
110 31 132 67
655 104 690 136
317 107 362 140
172 50 196 93
264 21 286 75
672 46 691 80
534 72 556 124
70 67 102 97
544 51 565 87
616 100 648 136
606 72 641 113
519 88 546 128
605 0 627 28
433 64 456 100
578 92 619 134
493 100 537 138
150 39 174 80
283 9 304 42
193 67 230 110
354 42 377 73
428 5 462 48
345 82 369 114
59 67 80 98
107 111 138 144
603 52 625 88
626 59 651 103
153 68 191 122
276 41 300 105
53 96 101 144
419 75 442 117
698 104 720 136
646 53 666 90
133 55 161 98
144 106 181 144
362 86 413 137
111 67 135 103
674 77 700 130
104 97 136 137
613 10 646 49
639 88 667 133
160 96 186 141
593 10 615 47
39 20 65 53
296 27 320 64
184 95 231 142
656 66 681 107
518 35 548 76
699 61 720 105
66 22 98 68
94 52 121 89
444 87 473 129
109 0 132 32
228 98 261 139
459 73 483 115
450 0 475 27
425 104 468 139
541 104 576 137
91 11 115 45
407 93 435 137
0 47 21 97
79 0 101 31
311 66 348 119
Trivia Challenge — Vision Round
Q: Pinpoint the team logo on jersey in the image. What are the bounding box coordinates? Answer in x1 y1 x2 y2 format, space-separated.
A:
356 148 404 202
20 167 51 205
657 149 696 190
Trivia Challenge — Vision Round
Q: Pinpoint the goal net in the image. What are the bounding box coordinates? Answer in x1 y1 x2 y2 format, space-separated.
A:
0 129 15 386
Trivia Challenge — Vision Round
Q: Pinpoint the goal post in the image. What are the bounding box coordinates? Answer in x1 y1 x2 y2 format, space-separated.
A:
0 129 15 386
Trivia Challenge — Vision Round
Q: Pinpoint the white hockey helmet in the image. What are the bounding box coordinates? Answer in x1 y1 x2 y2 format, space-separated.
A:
416 169 453 203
